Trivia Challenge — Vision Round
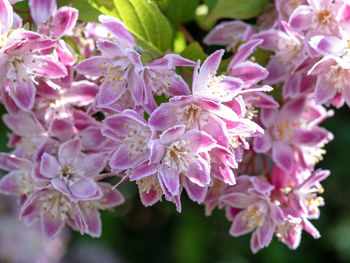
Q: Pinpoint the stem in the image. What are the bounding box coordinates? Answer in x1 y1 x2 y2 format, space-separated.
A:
13 8 30 14
176 24 195 44
143 50 156 61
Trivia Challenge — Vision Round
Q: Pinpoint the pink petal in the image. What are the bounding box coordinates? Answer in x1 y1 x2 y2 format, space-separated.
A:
25 55 67 78
289 6 312 32
51 178 71 197
0 0 13 35
109 145 145 170
159 164 180 196
338 4 350 38
264 57 286 84
82 153 105 177
253 133 272 153
130 162 158 181
49 118 74 141
231 61 268 84
229 210 254 236
185 130 216 153
75 56 109 76
250 228 261 254
272 142 294 174
148 102 180 131
186 157 210 187
58 138 82 164
42 211 64 241
257 217 274 247
193 49 224 92
99 15 135 48
0 171 20 194
40 153 59 178
97 81 124 106
279 96 306 122
51 6 78 38
221 193 257 208
314 78 337 105
302 218 320 238
70 178 100 199
84 209 102 237
204 20 250 46
309 36 345 56
260 108 278 128
183 177 207 203
98 182 125 207
229 39 263 66
292 127 329 146
29 0 56 26
10 79 35 111
270 205 285 224
159 125 186 145
139 184 162 206
251 177 274 194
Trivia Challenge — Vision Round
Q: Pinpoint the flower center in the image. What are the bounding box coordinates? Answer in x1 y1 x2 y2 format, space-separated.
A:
317 10 332 25
123 124 151 154
164 140 194 173
242 205 264 228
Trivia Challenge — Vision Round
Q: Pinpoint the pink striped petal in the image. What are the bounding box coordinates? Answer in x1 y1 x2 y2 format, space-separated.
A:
42 211 64 241
183 177 207 203
29 0 56 26
40 153 59 179
272 142 294 174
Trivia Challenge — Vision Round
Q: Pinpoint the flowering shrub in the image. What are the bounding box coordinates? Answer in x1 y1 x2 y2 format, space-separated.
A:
0 0 345 255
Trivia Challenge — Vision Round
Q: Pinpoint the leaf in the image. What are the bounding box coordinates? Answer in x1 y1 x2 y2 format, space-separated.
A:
204 0 219 12
57 0 100 22
113 0 173 57
163 0 200 24
180 42 208 64
205 0 269 25
180 42 230 73
173 30 186 54
86 0 120 17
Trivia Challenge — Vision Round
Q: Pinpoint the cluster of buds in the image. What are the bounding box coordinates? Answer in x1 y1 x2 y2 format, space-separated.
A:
0 0 341 253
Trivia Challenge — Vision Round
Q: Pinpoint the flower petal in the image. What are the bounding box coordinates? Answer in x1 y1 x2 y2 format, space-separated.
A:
272 142 294 174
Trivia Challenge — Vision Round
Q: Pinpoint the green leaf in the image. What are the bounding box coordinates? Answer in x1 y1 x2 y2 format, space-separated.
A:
180 42 207 64
173 30 186 54
180 42 229 74
113 0 173 57
57 0 100 22
163 0 200 24
204 0 219 12
205 0 269 25
86 0 120 17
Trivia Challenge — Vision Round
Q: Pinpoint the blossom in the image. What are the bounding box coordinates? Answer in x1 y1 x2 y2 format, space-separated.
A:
254 96 332 173
75 15 145 110
221 176 285 253
34 138 105 201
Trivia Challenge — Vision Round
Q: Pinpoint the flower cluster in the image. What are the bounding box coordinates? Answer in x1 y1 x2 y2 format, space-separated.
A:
0 0 340 254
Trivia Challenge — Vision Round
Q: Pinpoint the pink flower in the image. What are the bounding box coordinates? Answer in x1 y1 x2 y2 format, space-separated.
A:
0 27 67 111
150 125 216 206
221 176 285 253
34 138 105 201
253 22 306 85
204 20 255 51
102 109 154 171
20 183 124 240
254 97 332 173
142 54 195 113
75 15 145 110
289 0 344 37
